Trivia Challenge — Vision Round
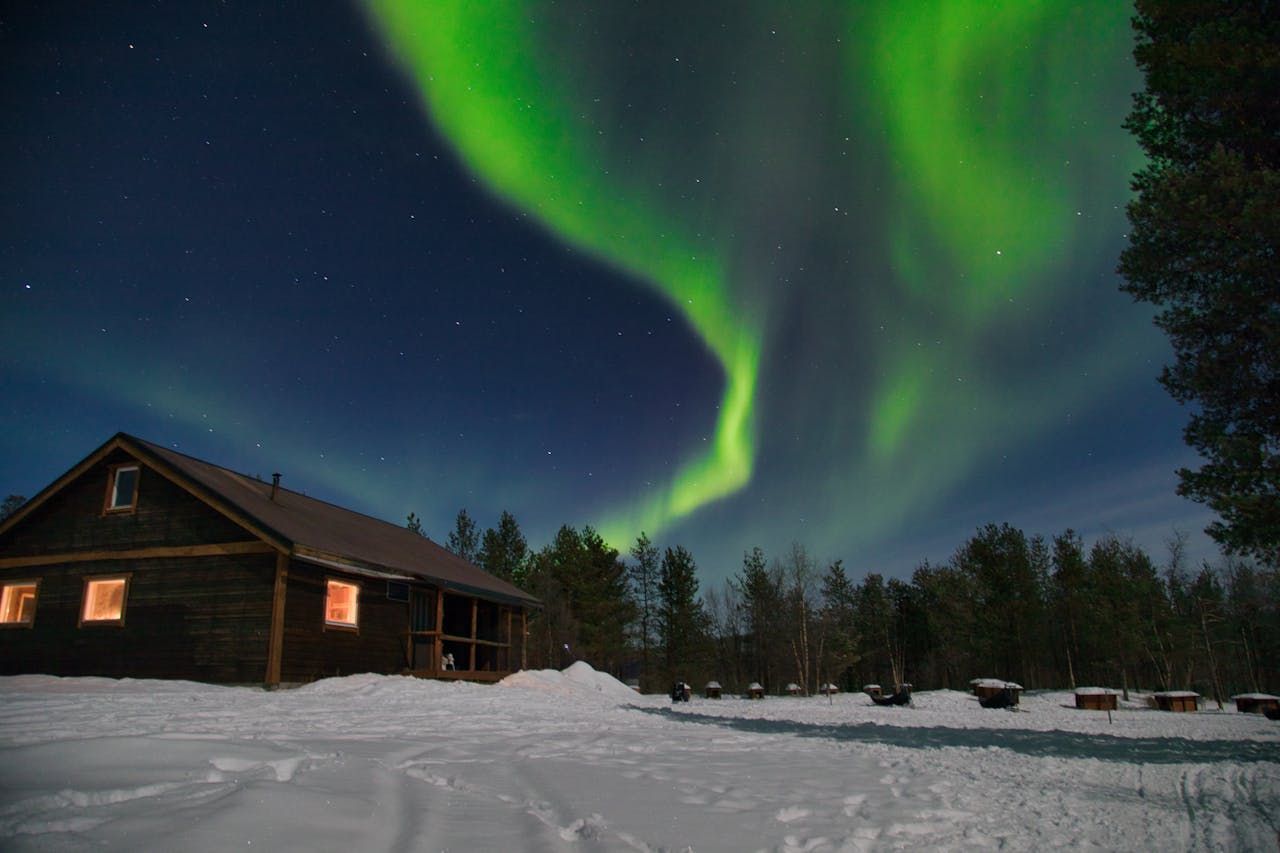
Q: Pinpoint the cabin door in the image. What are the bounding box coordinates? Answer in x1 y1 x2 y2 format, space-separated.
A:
409 589 436 670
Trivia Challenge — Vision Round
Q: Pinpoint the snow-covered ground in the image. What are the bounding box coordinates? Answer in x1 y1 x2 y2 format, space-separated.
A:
1 664 1277 851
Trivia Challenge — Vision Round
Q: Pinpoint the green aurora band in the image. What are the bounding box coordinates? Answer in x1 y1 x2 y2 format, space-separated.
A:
364 0 1143 553
367 0 759 544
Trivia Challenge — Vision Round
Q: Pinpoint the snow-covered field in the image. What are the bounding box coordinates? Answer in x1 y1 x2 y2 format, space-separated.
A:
1 664 1277 851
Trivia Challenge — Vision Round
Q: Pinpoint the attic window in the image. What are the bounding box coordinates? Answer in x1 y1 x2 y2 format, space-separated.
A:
325 579 359 629
81 576 129 626
105 464 140 512
0 581 38 626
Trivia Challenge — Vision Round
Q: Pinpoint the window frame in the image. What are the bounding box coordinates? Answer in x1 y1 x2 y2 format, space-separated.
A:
79 574 131 627
103 463 141 515
0 579 40 628
323 577 360 632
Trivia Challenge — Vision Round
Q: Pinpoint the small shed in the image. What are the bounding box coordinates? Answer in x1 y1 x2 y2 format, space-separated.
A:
1153 691 1199 712
863 683 882 698
819 683 839 696
1075 687 1118 711
746 682 765 699
972 679 1022 703
785 682 802 696
705 680 722 699
1232 693 1279 714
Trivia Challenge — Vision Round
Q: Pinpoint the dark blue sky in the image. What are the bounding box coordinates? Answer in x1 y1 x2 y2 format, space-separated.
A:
1 2 1216 582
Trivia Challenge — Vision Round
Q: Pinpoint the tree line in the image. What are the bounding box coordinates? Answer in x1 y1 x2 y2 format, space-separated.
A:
425 510 1279 705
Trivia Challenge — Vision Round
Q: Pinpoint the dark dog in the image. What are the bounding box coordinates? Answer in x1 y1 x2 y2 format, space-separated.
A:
979 687 1019 709
871 685 912 707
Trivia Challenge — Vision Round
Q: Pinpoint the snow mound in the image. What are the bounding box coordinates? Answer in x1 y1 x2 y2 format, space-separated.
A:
292 672 476 702
499 661 637 702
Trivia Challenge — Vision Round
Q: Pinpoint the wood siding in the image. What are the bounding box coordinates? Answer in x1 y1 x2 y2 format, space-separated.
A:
1 449 250 558
0 553 276 682
278 561 410 682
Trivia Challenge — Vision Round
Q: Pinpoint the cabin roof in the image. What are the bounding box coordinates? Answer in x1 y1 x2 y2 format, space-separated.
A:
5 432 538 607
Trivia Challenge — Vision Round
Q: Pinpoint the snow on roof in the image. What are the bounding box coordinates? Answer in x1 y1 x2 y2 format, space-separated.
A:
1231 693 1279 701
863 684 881 690
747 682 763 690
706 681 721 689
1155 691 1200 698
973 678 1021 689
1074 687 1118 695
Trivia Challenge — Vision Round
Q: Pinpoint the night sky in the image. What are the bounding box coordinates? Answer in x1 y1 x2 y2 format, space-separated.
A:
1 1 1217 582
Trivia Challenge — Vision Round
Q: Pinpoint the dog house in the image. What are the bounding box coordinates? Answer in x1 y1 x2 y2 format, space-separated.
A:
972 679 1022 703
704 680 722 699
863 683 882 698
785 682 802 696
1153 691 1199 712
1232 693 1279 714
746 682 765 699
1074 687 1118 711
819 683 839 695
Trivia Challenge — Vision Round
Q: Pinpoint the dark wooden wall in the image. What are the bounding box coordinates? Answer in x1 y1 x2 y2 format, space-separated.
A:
1 449 249 557
0 553 276 682
0 448 276 682
279 561 410 682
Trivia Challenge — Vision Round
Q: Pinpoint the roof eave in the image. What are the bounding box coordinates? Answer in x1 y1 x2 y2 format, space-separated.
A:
292 545 540 607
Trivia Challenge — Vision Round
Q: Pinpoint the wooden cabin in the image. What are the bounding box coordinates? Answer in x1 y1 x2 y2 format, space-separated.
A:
1153 691 1199 712
704 680 722 699
1231 693 1279 715
0 433 538 686
1074 687 1118 711
746 682 765 699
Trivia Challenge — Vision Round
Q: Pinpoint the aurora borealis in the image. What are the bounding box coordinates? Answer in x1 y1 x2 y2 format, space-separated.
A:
0 2 1215 578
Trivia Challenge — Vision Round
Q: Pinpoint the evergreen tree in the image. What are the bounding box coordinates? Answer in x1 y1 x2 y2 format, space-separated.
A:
1189 565 1229 709
1223 560 1271 694
952 524 1044 685
524 526 634 675
657 545 708 685
0 495 25 522
445 508 479 563
405 512 426 537
910 561 974 689
1087 535 1168 697
1119 1 1280 565
479 510 528 585
854 573 904 689
733 547 783 691
818 560 859 691
1050 531 1089 688
628 532 660 691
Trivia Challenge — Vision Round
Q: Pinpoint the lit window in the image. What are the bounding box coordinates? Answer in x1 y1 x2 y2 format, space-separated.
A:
106 465 140 512
0 582 38 626
325 579 359 628
81 577 128 624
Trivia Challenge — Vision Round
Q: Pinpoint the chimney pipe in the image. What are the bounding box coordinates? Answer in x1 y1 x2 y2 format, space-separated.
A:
271 473 281 501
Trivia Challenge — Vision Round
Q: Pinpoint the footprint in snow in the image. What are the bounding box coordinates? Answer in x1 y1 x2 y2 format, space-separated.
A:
776 806 811 823
559 813 607 841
